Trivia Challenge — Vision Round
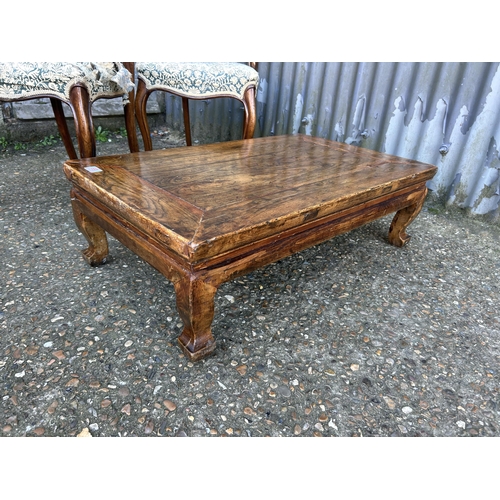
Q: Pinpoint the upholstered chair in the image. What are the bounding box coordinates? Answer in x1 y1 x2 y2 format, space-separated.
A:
134 62 259 149
0 62 138 158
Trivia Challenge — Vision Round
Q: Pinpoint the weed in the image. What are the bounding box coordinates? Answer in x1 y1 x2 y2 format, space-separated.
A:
95 126 109 143
40 135 59 146
14 142 27 151
117 127 128 138
0 136 8 149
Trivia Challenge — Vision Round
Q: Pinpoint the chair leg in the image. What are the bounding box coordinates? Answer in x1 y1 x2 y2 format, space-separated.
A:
135 79 153 151
124 97 139 153
121 62 139 153
50 98 78 159
69 86 96 158
182 97 192 146
242 87 257 140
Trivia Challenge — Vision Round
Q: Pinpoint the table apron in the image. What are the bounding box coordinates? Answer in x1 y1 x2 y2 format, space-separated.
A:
71 181 427 289
196 182 428 283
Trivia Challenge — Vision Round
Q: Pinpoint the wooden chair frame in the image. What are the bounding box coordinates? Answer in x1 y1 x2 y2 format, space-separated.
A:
133 62 258 149
0 62 139 159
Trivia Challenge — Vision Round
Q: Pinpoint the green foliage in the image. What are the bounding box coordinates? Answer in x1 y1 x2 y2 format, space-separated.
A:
427 207 441 214
40 135 59 146
95 126 109 143
0 136 8 149
14 142 27 151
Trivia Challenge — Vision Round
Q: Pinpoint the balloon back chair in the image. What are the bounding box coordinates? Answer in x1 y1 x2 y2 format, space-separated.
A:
134 62 259 149
0 62 139 159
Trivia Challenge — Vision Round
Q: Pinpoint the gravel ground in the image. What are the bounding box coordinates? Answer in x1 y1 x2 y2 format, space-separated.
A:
1 130 499 440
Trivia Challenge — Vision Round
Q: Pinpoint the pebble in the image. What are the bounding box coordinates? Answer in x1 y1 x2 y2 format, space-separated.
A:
328 420 338 430
47 401 58 414
163 400 177 411
118 387 130 397
66 378 79 387
383 397 396 410
278 386 291 397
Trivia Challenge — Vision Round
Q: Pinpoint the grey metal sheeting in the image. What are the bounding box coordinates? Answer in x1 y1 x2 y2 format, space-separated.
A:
168 62 500 221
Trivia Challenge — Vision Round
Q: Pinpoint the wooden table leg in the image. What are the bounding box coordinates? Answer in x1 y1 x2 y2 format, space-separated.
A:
70 189 109 266
174 276 218 361
388 186 427 247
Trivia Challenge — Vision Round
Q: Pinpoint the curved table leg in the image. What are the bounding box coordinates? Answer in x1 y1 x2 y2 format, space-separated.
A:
70 189 109 266
388 187 428 247
174 276 218 361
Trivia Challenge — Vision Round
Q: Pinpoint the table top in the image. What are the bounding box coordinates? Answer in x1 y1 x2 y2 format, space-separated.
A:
64 135 437 262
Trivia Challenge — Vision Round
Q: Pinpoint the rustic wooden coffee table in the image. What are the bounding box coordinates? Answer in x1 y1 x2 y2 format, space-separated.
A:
63 134 437 361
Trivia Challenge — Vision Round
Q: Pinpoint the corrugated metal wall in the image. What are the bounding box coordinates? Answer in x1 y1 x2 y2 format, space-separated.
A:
163 62 500 221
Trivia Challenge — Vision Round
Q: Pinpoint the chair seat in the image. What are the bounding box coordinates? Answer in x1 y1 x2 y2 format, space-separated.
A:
0 62 134 103
136 62 259 100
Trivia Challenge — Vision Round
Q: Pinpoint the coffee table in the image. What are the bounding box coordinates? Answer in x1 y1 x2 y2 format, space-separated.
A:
63 134 437 361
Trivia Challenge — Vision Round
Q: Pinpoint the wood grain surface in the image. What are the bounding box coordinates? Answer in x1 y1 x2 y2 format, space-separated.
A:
64 135 437 262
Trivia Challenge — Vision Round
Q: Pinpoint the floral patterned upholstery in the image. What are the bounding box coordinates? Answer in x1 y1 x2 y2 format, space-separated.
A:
136 62 258 100
0 62 134 104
